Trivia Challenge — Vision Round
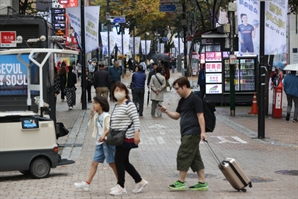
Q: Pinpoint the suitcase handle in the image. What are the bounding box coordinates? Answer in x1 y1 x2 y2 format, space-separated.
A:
203 139 222 166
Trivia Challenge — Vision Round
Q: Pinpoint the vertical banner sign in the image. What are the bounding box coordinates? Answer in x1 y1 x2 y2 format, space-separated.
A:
100 32 108 55
146 40 151 55
134 37 141 54
141 40 146 55
115 34 122 54
264 0 288 55
129 37 133 54
237 0 260 56
109 32 117 55
84 6 100 54
173 38 184 55
66 7 81 48
160 43 164 54
123 34 130 55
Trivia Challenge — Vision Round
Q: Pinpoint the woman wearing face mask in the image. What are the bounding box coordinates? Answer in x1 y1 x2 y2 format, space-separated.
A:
100 82 148 196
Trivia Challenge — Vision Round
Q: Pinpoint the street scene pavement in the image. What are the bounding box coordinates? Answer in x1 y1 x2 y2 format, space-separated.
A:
0 70 297 199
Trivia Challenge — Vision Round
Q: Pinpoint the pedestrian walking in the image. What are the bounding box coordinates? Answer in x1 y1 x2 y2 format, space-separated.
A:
100 82 148 196
64 66 77 110
150 66 166 117
74 96 118 191
76 60 82 79
159 76 208 191
161 61 171 90
197 64 206 99
147 63 157 89
81 67 93 103
108 60 122 101
93 63 110 99
131 64 146 116
283 71 298 122
88 59 96 76
58 66 67 102
170 57 176 73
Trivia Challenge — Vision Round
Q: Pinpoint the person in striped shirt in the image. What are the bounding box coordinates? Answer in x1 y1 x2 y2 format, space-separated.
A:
100 82 148 196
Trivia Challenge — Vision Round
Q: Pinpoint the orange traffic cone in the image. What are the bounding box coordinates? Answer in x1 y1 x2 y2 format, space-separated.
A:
248 93 258 115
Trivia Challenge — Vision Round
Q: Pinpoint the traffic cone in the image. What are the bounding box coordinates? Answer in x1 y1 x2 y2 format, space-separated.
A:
248 93 258 115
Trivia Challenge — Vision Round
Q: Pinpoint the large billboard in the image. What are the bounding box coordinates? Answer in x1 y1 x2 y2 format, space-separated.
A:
237 0 260 56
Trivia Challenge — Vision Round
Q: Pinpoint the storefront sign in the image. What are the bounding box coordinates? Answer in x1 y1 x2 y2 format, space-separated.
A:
51 8 66 36
200 54 205 64
205 63 222 72
206 73 222 83
205 52 222 61
0 31 16 47
206 84 222 94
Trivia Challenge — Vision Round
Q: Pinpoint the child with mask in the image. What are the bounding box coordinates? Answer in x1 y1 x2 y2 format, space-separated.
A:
99 82 148 196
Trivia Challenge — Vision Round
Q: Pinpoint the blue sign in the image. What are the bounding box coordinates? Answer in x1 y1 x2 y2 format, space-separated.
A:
159 4 176 12
113 17 126 24
0 54 38 96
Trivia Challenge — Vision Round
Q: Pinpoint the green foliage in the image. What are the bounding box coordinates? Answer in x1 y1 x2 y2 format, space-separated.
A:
289 0 298 14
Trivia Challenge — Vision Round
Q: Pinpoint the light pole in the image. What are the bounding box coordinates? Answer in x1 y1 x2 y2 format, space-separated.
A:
107 0 110 67
133 26 136 67
80 0 86 109
121 24 124 77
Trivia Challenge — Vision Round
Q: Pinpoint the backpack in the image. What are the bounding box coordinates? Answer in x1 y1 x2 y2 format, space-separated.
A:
193 92 216 132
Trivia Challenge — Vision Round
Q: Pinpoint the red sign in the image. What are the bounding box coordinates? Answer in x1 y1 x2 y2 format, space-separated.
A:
61 0 78 8
0 31 16 47
205 52 222 62
58 0 68 4
200 54 205 64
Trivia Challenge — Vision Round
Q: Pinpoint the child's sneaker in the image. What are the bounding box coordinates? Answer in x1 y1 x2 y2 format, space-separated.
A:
110 184 127 196
189 182 208 191
74 181 90 191
132 179 148 193
168 180 186 190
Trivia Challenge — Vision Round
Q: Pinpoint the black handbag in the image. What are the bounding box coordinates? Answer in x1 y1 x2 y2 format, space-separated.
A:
105 123 133 146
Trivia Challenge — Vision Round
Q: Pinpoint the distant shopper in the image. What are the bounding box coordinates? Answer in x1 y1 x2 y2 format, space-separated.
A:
74 96 117 191
76 60 82 79
81 67 93 103
283 71 298 122
160 77 208 191
147 63 157 89
131 64 146 116
64 66 77 110
108 60 122 100
150 66 166 117
59 66 67 102
93 63 110 99
197 64 206 99
88 59 96 76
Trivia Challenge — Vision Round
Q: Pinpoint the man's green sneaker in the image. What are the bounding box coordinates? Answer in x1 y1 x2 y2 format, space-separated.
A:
168 180 187 190
189 182 208 191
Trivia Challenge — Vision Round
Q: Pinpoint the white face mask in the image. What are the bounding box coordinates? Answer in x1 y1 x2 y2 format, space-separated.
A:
114 92 125 101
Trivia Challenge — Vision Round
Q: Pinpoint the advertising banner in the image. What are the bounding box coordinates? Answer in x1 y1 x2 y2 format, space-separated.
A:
123 34 130 55
100 31 108 55
237 0 260 56
84 6 100 54
0 31 16 47
141 40 151 55
0 54 38 95
173 38 184 55
264 0 288 55
160 43 164 54
109 32 117 55
205 52 222 62
115 34 122 54
135 37 141 54
66 7 81 48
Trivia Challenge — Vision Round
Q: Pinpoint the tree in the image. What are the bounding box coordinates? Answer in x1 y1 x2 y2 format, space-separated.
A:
289 0 298 14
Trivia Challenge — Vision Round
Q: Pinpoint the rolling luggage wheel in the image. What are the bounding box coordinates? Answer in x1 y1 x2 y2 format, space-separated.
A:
239 188 247 192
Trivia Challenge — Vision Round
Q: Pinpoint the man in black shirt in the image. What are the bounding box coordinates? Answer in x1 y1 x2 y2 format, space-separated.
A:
93 63 110 99
160 76 208 191
147 63 158 89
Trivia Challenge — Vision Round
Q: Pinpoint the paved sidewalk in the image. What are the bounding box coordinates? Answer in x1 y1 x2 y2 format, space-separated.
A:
0 70 297 199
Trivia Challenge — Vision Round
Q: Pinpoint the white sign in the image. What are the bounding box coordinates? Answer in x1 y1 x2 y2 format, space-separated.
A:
205 52 222 62
174 37 184 55
206 84 222 94
237 0 260 56
84 6 100 54
141 40 151 55
205 63 222 72
264 0 288 55
206 73 222 83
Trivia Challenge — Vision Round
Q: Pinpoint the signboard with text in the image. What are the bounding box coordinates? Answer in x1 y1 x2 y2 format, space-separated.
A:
206 84 222 94
0 31 16 47
206 74 222 83
205 52 222 62
205 63 222 72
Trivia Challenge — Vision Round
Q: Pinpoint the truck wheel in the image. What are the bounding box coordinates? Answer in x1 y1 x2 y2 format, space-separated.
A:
30 158 51 179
